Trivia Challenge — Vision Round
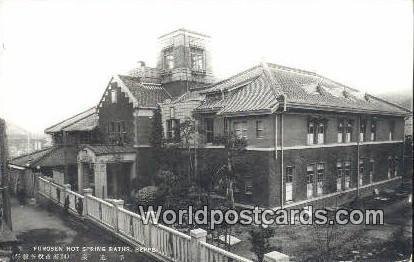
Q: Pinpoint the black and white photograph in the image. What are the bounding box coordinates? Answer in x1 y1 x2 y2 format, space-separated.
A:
0 0 413 261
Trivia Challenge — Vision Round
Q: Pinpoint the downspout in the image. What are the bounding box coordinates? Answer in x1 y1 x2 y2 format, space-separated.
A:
280 95 287 208
357 116 360 198
402 116 408 185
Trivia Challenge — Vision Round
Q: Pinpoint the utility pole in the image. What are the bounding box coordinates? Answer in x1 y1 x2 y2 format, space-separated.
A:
0 118 12 231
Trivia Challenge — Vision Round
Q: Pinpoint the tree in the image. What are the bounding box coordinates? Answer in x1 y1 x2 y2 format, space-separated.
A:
211 132 247 250
135 185 159 211
149 106 164 183
179 118 197 182
249 226 275 262
214 132 247 209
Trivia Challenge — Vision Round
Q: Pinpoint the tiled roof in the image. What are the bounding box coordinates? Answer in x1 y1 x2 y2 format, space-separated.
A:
196 63 411 116
63 113 98 132
10 146 78 168
83 145 136 155
45 107 97 134
11 147 54 167
170 90 205 104
118 75 171 108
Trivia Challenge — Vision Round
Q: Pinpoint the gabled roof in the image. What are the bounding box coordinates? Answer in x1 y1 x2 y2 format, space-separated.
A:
45 107 98 134
196 63 411 116
119 75 171 108
99 75 171 109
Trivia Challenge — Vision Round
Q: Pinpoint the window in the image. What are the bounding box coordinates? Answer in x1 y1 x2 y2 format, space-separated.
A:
234 121 248 139
345 120 353 143
256 120 264 138
205 118 214 143
286 166 294 202
337 120 344 143
245 179 253 195
286 166 294 183
190 47 204 71
336 162 343 191
163 48 174 70
80 132 91 144
387 157 393 179
307 122 315 144
344 161 351 189
108 121 126 144
360 119 367 142
359 159 365 186
111 90 117 103
316 163 324 196
370 119 377 141
394 157 399 176
317 123 325 144
369 160 374 183
169 107 175 119
166 119 180 142
306 165 314 198
389 120 395 141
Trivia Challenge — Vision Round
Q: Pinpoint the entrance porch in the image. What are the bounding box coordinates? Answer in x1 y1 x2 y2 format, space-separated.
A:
77 145 136 199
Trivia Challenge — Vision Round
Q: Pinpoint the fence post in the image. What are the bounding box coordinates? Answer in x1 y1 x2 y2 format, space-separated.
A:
145 210 155 248
190 228 207 262
107 199 124 232
83 188 93 217
264 251 290 262
63 184 71 206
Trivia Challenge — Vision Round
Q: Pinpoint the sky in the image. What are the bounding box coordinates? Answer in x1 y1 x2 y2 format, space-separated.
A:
0 0 412 133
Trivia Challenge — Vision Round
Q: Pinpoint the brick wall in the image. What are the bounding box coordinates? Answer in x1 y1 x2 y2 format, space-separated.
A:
98 85 135 145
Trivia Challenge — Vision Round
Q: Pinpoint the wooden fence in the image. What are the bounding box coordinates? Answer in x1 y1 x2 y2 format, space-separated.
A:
36 176 261 262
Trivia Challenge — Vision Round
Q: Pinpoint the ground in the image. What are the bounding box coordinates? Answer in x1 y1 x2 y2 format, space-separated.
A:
225 183 413 262
10 198 156 261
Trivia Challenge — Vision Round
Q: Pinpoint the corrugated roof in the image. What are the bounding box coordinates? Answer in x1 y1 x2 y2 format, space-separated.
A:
118 75 171 108
45 107 97 134
196 63 411 116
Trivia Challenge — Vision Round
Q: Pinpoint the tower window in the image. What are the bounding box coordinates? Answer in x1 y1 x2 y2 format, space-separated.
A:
191 47 204 71
163 48 174 70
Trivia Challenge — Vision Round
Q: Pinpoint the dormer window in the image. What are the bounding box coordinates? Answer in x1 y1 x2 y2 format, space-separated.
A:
191 47 204 71
111 90 117 103
163 48 174 70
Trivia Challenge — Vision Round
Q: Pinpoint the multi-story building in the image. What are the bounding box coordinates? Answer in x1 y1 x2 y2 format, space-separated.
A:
10 29 411 208
192 63 409 207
